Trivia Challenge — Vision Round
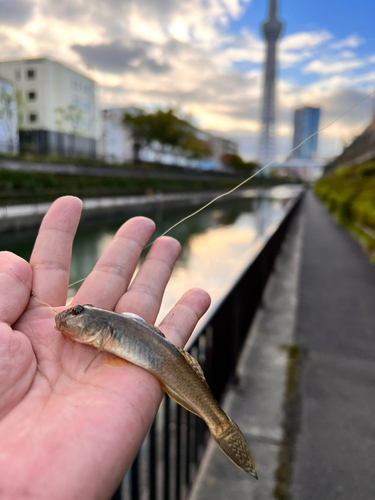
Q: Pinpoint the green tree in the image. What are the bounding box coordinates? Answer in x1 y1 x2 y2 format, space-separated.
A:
123 111 153 162
221 153 258 173
55 104 84 156
0 88 18 153
183 136 212 160
123 109 211 163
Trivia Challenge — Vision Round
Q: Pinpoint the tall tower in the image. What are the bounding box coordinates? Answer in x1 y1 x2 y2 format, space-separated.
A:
258 0 283 166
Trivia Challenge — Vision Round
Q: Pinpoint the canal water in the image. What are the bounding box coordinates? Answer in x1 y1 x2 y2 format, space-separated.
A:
1 186 299 323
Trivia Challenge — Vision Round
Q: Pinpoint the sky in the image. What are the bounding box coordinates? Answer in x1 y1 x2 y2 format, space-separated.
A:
1 0 375 160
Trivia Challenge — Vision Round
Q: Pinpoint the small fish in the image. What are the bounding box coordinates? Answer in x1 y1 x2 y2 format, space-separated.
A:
55 304 258 478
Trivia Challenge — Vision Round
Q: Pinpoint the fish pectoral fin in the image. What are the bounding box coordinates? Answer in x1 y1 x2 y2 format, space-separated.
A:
177 348 211 390
84 326 112 373
162 383 201 418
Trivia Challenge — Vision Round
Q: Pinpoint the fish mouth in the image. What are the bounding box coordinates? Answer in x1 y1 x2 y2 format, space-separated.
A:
55 311 72 336
55 313 62 331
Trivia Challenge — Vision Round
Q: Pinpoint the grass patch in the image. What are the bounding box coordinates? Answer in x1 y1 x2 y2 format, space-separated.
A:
273 343 302 500
315 160 375 257
0 169 244 206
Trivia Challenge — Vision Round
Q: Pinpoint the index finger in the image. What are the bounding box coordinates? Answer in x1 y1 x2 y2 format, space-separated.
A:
0 252 32 325
29 196 82 307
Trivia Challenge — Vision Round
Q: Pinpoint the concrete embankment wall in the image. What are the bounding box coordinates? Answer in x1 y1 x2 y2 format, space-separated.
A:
0 158 241 182
0 189 261 233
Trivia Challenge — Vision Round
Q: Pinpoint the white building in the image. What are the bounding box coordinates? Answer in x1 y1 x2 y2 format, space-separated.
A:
271 157 324 182
207 135 238 171
0 58 99 157
0 75 19 154
97 107 137 163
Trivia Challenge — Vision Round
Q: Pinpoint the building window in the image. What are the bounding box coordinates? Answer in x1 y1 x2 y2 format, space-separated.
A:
29 113 38 123
15 70 21 81
26 69 36 80
28 91 37 101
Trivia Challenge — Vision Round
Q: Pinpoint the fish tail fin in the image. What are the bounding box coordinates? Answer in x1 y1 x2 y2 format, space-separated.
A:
210 416 258 479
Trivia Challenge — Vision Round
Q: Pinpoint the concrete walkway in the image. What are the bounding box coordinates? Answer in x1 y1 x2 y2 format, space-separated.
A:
189 192 304 500
190 191 375 500
291 191 375 499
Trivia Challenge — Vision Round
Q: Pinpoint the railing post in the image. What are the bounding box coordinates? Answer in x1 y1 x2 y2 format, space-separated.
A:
163 396 170 500
131 455 139 500
149 422 157 500
175 404 182 500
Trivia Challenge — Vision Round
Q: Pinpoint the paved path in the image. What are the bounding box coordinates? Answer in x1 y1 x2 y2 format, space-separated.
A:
189 195 304 500
291 191 375 499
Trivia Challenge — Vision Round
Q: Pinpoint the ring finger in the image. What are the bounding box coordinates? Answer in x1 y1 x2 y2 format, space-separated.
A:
115 236 181 324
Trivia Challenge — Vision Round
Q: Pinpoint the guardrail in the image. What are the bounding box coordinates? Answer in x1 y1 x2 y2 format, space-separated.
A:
110 190 304 500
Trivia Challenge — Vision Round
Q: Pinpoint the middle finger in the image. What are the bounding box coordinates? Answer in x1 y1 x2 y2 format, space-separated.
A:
73 217 155 310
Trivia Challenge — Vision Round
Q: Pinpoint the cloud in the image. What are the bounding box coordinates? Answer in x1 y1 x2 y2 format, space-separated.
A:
71 41 171 74
281 31 332 51
0 0 34 27
218 29 264 65
330 34 364 50
0 33 25 58
279 31 332 68
303 59 366 75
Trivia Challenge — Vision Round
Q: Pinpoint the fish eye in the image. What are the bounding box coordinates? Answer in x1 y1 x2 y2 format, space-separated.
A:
71 305 84 315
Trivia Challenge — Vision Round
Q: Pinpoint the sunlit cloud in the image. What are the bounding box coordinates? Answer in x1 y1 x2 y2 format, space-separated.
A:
330 34 365 50
303 58 366 75
281 31 332 51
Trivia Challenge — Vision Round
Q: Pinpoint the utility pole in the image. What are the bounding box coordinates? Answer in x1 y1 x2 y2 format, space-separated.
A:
258 0 283 166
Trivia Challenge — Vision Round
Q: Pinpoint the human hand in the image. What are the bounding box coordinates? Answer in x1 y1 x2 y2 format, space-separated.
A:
0 196 210 500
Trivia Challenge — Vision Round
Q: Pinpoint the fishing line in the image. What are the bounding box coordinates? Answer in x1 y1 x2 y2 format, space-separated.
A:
31 292 58 314
68 277 86 288
67 88 375 288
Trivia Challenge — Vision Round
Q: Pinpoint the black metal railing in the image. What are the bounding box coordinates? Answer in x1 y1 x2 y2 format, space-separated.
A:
112 191 304 500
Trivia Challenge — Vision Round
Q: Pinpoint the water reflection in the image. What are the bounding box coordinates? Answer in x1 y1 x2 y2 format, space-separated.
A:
0 190 295 321
68 194 289 320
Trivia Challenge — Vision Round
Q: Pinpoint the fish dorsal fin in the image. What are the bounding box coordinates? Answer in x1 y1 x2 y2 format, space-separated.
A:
121 312 166 338
121 312 145 321
177 348 209 388
153 326 167 338
150 325 166 338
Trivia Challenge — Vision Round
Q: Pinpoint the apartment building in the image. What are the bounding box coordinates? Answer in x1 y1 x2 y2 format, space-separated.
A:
0 58 98 158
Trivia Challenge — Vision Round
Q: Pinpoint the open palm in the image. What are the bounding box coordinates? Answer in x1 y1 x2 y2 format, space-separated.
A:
0 196 210 500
